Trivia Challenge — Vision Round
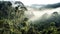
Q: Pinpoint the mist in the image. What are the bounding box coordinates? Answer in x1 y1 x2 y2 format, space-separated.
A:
25 6 60 26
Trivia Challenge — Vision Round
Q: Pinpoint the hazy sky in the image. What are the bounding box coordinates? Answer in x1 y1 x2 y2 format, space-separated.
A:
1 0 60 6
20 0 60 5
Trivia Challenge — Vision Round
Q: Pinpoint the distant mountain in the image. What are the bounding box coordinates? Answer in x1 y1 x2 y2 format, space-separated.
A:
29 3 60 10
30 4 45 9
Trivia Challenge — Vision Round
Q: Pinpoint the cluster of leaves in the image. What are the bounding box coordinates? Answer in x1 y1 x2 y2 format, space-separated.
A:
0 1 28 34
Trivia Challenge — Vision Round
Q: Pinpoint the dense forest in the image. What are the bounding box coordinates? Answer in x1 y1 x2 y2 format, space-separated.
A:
0 1 60 34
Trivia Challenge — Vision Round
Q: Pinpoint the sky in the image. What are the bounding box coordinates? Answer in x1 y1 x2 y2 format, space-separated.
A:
20 0 60 5
1 0 60 6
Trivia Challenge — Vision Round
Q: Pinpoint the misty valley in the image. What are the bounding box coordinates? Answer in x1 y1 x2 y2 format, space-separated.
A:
0 1 60 34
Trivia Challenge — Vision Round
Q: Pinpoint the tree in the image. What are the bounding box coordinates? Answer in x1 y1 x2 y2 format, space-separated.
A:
0 1 27 34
